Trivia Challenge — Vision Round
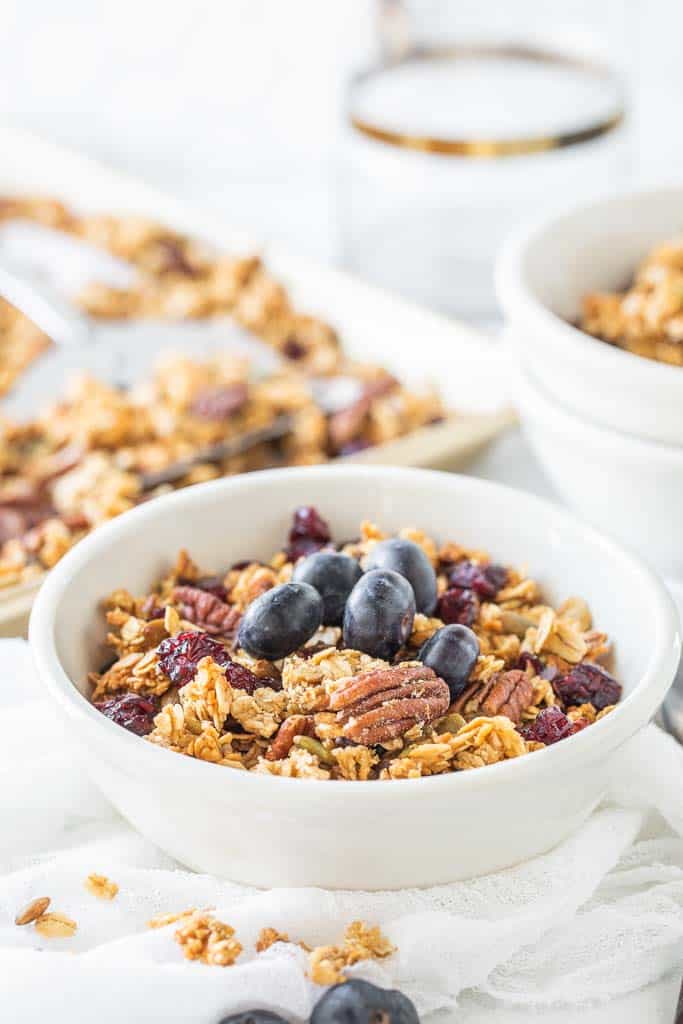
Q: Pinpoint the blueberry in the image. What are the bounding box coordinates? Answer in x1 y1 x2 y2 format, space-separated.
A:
237 582 322 660
343 569 415 661
218 1013 287 1024
311 979 419 1024
365 538 437 614
417 623 480 701
292 551 363 625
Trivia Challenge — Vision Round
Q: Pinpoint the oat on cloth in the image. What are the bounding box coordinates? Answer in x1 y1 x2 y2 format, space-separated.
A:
0 640 681 1023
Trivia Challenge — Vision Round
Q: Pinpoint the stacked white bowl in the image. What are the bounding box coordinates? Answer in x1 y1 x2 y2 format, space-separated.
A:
496 186 683 579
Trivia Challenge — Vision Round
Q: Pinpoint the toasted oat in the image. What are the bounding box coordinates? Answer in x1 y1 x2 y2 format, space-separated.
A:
256 927 290 953
34 912 77 938
15 896 50 926
85 873 119 900
231 687 288 738
147 908 198 929
333 744 378 781
256 746 332 779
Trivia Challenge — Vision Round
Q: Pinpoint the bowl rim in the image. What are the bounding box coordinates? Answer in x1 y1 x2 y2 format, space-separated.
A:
495 183 683 394
29 465 681 797
510 340 683 463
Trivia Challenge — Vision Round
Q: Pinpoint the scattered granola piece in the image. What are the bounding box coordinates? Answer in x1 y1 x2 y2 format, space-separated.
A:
85 873 119 900
308 921 395 985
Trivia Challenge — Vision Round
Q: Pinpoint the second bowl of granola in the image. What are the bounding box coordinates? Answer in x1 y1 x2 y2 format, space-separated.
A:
497 185 683 445
29 466 680 889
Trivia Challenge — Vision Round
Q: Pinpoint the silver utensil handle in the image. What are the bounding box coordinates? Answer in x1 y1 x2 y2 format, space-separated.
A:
139 413 294 491
0 256 92 346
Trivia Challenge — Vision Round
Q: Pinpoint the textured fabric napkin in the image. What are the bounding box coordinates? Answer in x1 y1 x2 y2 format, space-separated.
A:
1 639 682 1024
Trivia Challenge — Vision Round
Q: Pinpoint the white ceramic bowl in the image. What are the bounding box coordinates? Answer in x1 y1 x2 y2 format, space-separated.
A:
29 466 680 890
513 357 683 578
496 186 683 445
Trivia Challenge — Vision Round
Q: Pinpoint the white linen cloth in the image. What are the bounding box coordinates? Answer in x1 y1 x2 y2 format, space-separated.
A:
1 639 682 1024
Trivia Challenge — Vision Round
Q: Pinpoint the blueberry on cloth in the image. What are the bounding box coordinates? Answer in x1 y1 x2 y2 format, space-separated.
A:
218 1012 288 1024
311 979 419 1024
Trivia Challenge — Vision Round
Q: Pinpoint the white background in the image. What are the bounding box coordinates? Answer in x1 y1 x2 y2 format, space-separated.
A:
0 0 681 265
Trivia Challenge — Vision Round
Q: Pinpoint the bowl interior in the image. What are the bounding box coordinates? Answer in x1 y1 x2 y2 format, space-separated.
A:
42 467 666 706
521 187 683 322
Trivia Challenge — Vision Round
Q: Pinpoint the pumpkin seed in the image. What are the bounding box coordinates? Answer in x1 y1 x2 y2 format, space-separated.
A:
435 712 466 735
293 735 337 765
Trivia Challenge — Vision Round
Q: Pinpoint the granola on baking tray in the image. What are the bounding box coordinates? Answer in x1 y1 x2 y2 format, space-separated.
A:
0 198 443 589
580 237 683 365
88 506 622 778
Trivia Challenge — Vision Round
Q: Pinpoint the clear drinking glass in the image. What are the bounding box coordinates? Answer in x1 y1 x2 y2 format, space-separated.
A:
339 0 633 319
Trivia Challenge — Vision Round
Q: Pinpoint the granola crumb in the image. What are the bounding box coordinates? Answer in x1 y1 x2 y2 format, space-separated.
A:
84 873 119 900
147 908 198 929
256 926 290 953
34 912 77 938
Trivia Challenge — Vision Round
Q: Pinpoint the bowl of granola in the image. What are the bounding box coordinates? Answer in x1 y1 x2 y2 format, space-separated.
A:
28 466 680 889
496 185 683 445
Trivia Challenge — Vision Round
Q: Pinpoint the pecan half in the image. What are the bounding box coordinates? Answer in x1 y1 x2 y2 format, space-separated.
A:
328 376 398 452
453 669 533 725
189 383 248 421
265 714 314 760
330 664 449 745
172 585 241 637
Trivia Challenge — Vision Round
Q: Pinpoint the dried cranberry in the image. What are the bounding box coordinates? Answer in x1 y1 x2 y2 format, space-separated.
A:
521 706 589 746
338 439 372 457
192 575 228 602
282 337 306 360
553 662 622 711
157 629 262 692
154 237 198 277
437 587 479 627
223 659 266 694
515 651 545 675
157 630 232 686
448 560 507 600
286 505 332 562
140 594 165 620
94 692 159 736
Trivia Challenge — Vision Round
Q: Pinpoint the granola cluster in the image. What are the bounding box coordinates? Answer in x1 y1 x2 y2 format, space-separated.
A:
0 197 443 590
580 238 683 365
88 507 622 779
